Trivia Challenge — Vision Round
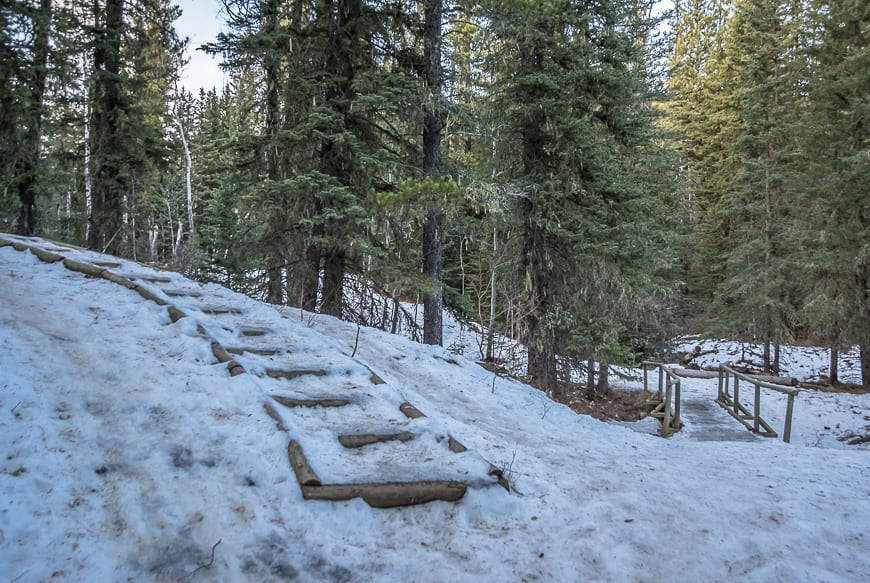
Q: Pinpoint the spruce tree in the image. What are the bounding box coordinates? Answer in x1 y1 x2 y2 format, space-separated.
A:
480 0 675 393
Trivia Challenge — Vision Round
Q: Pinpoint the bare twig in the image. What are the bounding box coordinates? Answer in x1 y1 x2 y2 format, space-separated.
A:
351 325 361 358
190 538 222 579
12 401 22 414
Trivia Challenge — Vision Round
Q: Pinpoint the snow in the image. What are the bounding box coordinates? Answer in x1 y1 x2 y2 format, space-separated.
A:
1 235 869 582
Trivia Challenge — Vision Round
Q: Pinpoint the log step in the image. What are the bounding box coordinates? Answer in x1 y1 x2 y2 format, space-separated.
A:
240 327 270 337
273 396 350 409
226 346 282 356
266 368 327 381
399 402 426 419
93 261 122 268
138 276 172 284
163 289 202 297
300 481 467 508
338 432 414 448
201 306 243 315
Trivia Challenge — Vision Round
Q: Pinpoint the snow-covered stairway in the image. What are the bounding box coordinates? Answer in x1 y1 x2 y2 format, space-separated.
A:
0 234 506 507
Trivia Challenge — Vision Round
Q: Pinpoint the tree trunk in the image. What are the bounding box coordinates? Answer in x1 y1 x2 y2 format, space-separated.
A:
829 343 839 385
421 0 444 346
303 216 323 312
322 246 345 318
89 0 125 256
15 0 52 236
596 361 609 394
519 34 552 393
175 113 195 240
585 357 596 400
857 260 870 389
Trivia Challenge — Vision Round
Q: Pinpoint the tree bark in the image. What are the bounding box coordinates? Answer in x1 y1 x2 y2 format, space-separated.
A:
421 0 444 346
15 0 52 236
89 0 125 256
520 37 553 392
857 260 870 389
829 343 839 385
321 246 345 317
596 361 609 394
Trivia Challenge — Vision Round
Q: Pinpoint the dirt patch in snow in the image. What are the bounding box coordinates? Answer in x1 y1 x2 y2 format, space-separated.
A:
798 381 870 395
553 388 655 422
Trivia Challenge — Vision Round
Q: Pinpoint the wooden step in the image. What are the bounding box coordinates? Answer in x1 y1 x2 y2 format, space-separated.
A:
240 327 270 337
163 289 202 298
399 402 426 419
338 432 414 448
200 306 243 315
301 481 467 508
226 346 281 356
272 396 350 408
266 368 327 381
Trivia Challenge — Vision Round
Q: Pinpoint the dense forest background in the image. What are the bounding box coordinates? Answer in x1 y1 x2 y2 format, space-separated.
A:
1 0 868 390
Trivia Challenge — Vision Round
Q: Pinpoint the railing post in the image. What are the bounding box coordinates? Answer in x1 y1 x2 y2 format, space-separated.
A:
733 376 740 416
674 379 681 428
663 377 673 436
784 393 795 444
753 383 761 432
643 364 649 394
657 366 663 400
718 366 724 401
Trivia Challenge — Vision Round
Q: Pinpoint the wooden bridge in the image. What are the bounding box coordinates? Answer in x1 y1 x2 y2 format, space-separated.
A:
642 361 798 443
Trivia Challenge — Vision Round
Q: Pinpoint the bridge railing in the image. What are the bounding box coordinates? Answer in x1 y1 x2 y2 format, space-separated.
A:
642 361 682 436
717 364 798 443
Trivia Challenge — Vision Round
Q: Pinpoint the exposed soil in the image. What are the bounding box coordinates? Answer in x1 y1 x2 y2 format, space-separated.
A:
553 388 654 423
797 381 870 395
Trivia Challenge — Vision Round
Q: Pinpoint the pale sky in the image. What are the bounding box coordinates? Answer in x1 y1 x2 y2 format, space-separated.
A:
172 0 674 95
174 0 226 94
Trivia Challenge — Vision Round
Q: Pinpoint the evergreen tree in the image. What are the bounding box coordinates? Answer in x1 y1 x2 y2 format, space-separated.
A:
479 0 676 393
798 0 870 387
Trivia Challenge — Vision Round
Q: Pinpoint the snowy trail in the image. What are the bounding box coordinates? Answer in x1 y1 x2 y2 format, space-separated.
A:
2 235 870 582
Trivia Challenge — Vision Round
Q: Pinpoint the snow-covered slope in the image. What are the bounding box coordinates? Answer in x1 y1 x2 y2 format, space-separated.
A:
1 235 869 582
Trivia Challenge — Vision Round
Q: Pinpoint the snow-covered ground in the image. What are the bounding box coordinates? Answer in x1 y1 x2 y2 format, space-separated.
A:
1 235 869 582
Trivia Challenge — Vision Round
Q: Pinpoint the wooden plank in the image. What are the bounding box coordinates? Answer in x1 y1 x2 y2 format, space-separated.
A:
272 396 350 408
93 260 122 268
338 432 414 448
300 481 467 507
399 402 426 419
287 440 321 486
266 368 327 381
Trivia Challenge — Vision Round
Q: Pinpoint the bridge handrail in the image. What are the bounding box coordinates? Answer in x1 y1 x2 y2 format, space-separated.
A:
718 364 798 443
641 361 682 436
